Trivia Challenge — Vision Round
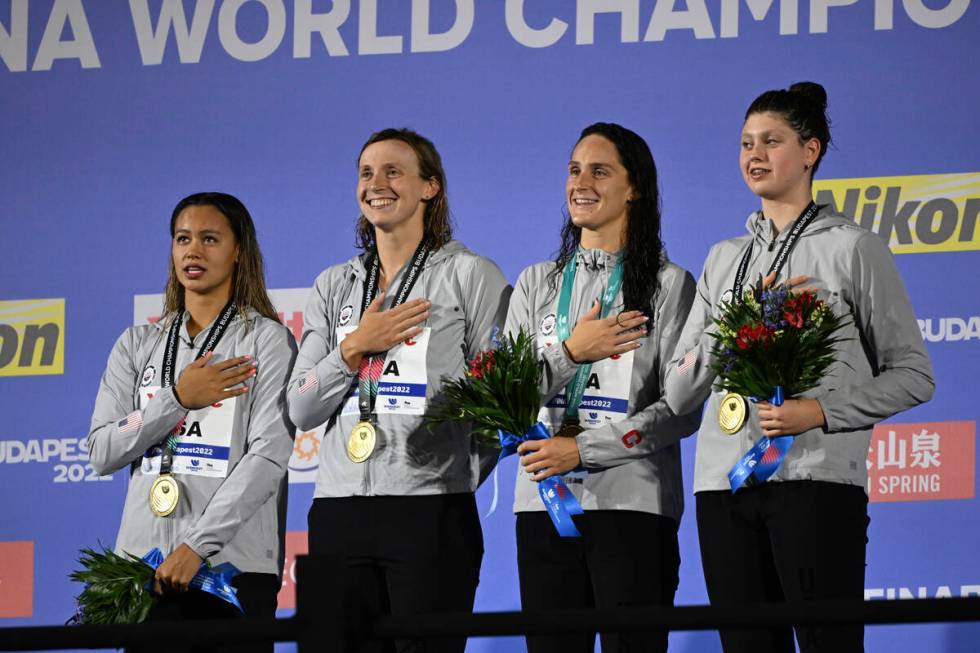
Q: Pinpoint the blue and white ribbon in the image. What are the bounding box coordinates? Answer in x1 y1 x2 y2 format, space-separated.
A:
499 422 584 537
727 386 795 493
142 548 243 611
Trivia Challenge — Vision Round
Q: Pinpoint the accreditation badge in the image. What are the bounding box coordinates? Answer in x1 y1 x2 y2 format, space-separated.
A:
139 387 236 478
718 392 748 434
535 334 635 431
376 328 431 415
335 327 431 416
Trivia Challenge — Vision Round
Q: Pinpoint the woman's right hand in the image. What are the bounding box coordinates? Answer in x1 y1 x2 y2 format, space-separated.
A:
173 352 256 410
563 301 649 364
340 293 431 370
762 272 815 295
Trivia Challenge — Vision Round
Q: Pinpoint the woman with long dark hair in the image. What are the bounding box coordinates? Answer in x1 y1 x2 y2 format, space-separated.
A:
665 83 934 653
287 128 511 653
88 192 297 651
505 122 700 653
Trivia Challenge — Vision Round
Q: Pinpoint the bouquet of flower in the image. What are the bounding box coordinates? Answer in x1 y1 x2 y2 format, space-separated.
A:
427 327 542 446
429 327 584 537
709 281 848 399
69 547 157 625
69 546 243 625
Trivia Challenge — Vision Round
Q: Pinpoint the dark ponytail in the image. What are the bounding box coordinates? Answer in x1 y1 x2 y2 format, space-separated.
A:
745 81 832 174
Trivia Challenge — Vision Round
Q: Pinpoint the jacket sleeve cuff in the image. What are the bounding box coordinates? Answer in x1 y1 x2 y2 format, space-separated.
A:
324 345 358 378
815 393 841 432
574 427 605 469
542 340 578 389
181 533 219 560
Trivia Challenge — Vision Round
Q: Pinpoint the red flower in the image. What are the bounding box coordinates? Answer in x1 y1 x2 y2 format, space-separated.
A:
735 323 772 350
782 291 819 329
467 350 495 379
783 308 804 328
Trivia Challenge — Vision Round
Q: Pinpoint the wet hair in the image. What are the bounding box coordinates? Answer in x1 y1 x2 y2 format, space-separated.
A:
164 192 279 324
745 81 832 174
549 122 665 315
354 128 453 252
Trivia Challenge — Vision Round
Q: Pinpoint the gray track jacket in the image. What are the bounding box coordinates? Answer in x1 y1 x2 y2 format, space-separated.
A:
88 310 297 575
287 240 511 497
505 249 701 520
665 205 935 493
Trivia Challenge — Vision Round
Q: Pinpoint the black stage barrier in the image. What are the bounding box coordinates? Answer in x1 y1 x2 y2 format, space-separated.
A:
1 556 978 651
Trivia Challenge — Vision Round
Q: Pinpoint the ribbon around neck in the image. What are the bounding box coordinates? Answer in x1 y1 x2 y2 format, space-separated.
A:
727 386 795 493
555 254 625 426
499 422 583 537
142 548 243 612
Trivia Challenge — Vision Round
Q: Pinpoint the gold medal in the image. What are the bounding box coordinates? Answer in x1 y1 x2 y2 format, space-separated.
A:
347 421 377 463
554 423 584 438
149 474 180 517
718 392 748 434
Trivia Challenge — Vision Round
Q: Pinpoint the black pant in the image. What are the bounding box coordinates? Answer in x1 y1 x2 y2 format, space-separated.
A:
517 510 680 653
696 481 869 653
308 494 484 653
128 572 280 653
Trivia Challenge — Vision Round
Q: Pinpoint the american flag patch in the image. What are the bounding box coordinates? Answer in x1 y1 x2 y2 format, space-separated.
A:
298 373 318 395
118 411 143 433
677 350 696 375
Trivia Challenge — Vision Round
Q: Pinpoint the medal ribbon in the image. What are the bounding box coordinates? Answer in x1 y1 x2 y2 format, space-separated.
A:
356 243 431 424
731 202 820 301
498 423 583 537
141 548 243 611
727 386 795 492
156 300 237 476
555 253 625 426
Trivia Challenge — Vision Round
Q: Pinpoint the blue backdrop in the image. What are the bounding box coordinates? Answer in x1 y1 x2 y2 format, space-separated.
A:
1 1 978 651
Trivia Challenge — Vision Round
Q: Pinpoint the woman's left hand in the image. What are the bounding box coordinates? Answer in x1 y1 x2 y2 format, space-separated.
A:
757 398 826 437
153 544 203 595
518 437 582 481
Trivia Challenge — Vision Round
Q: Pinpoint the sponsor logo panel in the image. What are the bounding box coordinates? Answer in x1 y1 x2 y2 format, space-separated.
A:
0 437 112 483
134 290 322 483
277 531 308 610
0 541 34 618
865 583 980 600
813 172 980 254
918 316 980 343
0 299 65 376
867 421 975 503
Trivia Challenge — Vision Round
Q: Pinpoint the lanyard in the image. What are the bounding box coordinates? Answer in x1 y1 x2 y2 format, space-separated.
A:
357 243 431 424
158 300 237 474
555 252 625 425
731 202 820 301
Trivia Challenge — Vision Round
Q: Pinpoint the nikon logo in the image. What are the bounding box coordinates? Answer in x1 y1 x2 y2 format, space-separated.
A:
813 173 980 254
0 299 65 376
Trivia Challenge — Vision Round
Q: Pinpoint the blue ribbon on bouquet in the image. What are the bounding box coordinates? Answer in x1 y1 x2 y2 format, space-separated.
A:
142 548 243 612
499 422 584 538
727 386 795 493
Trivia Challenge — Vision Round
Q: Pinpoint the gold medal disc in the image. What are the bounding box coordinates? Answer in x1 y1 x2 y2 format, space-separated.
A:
347 421 377 463
149 474 180 517
554 423 584 438
718 392 748 435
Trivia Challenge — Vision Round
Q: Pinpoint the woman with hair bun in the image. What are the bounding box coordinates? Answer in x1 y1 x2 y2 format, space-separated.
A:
505 122 700 653
665 83 934 652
